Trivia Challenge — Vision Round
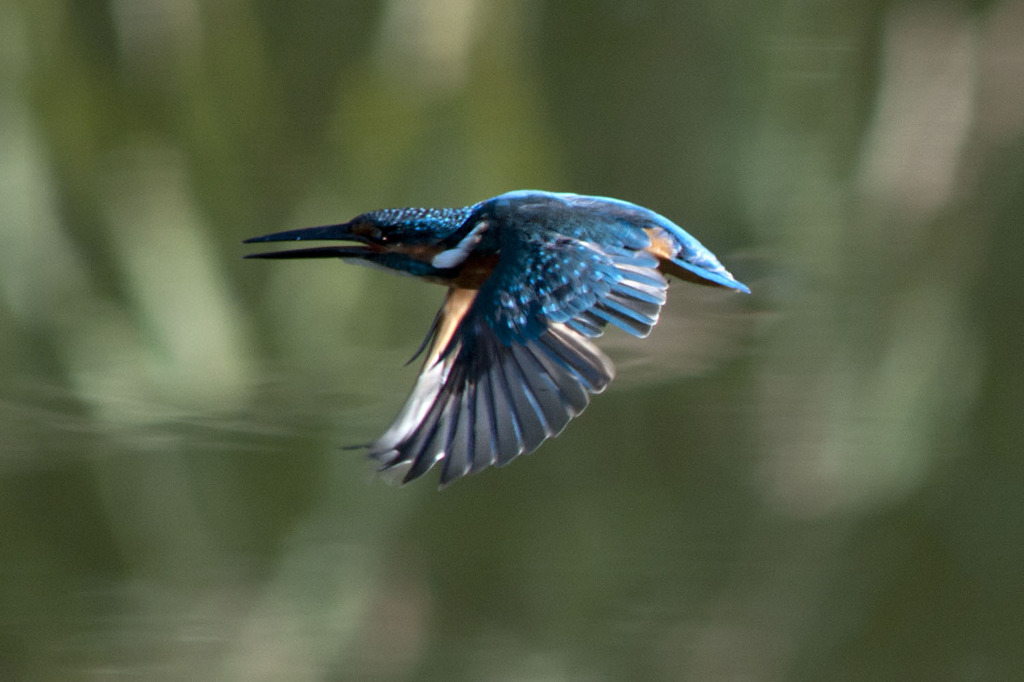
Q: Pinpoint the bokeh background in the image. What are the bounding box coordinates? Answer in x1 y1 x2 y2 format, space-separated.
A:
3 1 1023 680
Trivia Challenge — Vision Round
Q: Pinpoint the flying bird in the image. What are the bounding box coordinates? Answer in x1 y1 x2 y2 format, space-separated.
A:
245 191 749 486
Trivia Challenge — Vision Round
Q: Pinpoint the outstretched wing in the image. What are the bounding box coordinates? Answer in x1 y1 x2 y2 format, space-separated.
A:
367 227 669 486
539 192 751 294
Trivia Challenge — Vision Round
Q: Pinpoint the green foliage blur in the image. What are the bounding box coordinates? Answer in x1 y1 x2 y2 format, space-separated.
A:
2 1 1023 679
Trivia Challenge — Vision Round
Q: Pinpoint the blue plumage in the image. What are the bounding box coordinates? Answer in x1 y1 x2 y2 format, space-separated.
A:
245 190 748 486
361 206 474 243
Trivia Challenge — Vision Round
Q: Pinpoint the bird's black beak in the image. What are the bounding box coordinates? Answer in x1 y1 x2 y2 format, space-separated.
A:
243 222 378 260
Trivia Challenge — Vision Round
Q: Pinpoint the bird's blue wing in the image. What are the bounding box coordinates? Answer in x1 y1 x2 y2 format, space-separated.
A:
368 227 669 485
490 191 750 294
482 228 669 341
547 192 751 293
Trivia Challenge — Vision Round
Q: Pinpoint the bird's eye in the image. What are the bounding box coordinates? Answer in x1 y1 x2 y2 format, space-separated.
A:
353 221 385 241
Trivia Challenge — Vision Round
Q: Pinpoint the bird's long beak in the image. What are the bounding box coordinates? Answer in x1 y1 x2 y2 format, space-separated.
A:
243 222 378 260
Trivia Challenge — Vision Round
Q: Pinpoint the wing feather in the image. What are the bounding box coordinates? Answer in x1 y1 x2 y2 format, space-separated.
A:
591 303 654 337
496 344 551 452
486 353 527 466
537 324 615 392
440 384 474 485
470 371 499 471
525 339 589 414
510 343 573 434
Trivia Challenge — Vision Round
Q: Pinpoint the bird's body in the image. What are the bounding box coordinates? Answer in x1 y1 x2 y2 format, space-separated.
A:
246 191 748 486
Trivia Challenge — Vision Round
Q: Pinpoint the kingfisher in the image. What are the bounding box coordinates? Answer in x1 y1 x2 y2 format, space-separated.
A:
245 190 749 486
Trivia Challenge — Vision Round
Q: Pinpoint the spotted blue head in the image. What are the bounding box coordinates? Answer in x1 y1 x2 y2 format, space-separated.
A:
243 206 476 278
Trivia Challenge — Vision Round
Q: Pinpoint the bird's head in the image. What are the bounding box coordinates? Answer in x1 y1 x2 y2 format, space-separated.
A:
244 206 475 278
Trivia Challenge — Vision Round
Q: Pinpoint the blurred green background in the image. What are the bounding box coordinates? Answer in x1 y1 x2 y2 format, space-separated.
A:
2 1 1023 680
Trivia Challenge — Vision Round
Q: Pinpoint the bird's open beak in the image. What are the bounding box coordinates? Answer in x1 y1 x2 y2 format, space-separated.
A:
243 223 378 260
